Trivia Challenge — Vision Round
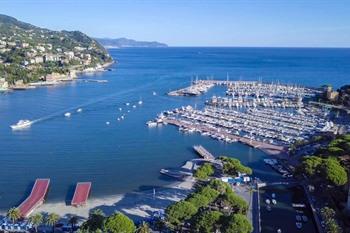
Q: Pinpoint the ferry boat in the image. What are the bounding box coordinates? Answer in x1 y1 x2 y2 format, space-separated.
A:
10 119 32 130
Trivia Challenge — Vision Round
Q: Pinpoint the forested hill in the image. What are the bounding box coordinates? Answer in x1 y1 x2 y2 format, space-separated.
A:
0 14 112 84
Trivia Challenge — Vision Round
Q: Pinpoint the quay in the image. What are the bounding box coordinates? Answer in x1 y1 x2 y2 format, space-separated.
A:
18 179 50 217
193 145 215 160
71 182 91 207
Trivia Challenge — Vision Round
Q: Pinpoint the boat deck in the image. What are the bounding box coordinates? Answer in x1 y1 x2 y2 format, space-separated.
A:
18 178 50 217
71 182 91 207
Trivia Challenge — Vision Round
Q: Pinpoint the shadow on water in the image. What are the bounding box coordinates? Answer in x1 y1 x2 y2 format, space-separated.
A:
65 184 76 206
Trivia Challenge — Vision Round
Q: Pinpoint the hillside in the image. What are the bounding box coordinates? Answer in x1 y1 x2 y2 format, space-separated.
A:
96 37 168 48
0 14 112 85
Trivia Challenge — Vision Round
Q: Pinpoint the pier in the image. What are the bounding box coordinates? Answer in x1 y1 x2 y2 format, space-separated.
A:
18 179 50 217
71 182 92 207
193 145 215 160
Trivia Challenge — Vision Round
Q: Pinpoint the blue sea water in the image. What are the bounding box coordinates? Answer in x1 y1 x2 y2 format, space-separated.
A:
0 47 349 212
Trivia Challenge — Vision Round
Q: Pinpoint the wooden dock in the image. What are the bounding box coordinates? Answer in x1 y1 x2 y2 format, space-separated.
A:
193 145 215 160
18 179 50 217
71 182 91 207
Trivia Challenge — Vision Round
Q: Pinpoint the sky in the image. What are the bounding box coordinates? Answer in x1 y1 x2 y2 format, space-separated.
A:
1 0 350 47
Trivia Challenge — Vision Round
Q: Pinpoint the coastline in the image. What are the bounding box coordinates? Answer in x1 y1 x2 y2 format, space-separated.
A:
27 177 194 221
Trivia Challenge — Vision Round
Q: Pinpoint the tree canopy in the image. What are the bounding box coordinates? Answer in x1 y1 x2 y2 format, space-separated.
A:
219 156 252 176
194 163 215 180
192 210 223 233
223 214 253 233
104 213 136 233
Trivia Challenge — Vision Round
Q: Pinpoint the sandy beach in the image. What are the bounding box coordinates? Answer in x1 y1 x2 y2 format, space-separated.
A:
29 178 195 222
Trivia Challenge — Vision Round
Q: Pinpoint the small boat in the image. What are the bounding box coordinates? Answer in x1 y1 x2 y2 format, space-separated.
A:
118 108 122 111
125 103 130 106
106 121 110 125
153 91 157 96
265 199 271 205
296 215 302 221
277 229 282 233
302 215 308 222
138 100 143 105
10 119 32 130
271 193 276 198
117 118 120 121
272 199 277 205
266 205 272 211
146 121 157 127
64 112 71 117
121 116 124 120
77 108 82 113
132 105 136 108
296 222 302 229
127 110 130 113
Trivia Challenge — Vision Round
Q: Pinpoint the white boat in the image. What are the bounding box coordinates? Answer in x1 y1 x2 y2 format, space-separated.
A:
296 222 302 229
153 91 157 96
138 100 143 105
118 108 122 111
146 121 157 127
125 103 130 106
265 199 271 205
117 118 120 121
10 119 32 130
133 105 136 108
302 215 308 222
272 199 277 205
106 121 110 125
64 112 71 117
76 108 82 113
277 229 282 233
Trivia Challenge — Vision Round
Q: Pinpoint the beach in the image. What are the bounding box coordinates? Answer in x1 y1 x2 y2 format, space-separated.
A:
29 178 195 222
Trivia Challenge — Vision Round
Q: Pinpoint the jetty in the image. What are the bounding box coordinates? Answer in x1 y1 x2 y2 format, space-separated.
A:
18 179 50 217
193 145 215 160
71 182 92 207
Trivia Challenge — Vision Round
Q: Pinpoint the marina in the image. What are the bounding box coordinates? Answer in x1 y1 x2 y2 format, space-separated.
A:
18 179 50 217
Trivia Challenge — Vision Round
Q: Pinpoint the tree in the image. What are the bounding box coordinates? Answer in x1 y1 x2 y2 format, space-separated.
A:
166 200 198 227
321 157 348 186
221 191 248 215
219 156 252 176
320 207 342 233
194 163 215 180
69 215 78 233
299 156 323 176
192 210 223 233
136 221 151 233
104 212 136 233
29 213 43 232
7 207 21 223
46 213 60 233
80 209 105 232
223 214 253 233
209 179 231 194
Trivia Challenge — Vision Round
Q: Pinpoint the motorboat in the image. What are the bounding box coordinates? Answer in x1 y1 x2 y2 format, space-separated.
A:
272 199 277 205
146 121 157 127
125 103 130 106
106 121 110 125
133 105 136 108
296 222 302 229
265 199 271 205
64 112 71 117
77 108 82 113
10 119 32 130
138 100 143 105
302 215 308 222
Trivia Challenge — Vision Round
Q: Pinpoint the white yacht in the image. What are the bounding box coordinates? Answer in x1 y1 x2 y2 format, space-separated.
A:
10 119 32 130
77 108 82 113
132 105 136 108
146 121 157 127
152 91 157 96
138 100 143 105
125 103 130 106
64 112 71 117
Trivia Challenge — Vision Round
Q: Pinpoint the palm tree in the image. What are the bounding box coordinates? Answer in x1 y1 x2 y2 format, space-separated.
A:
69 215 78 233
7 207 21 223
29 213 43 232
46 213 60 233
136 221 151 233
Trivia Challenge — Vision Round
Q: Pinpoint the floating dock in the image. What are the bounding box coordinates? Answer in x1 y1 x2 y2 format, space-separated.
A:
18 178 50 217
71 182 91 207
193 145 215 160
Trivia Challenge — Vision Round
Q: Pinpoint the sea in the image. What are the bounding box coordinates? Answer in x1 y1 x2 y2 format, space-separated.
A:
0 47 349 231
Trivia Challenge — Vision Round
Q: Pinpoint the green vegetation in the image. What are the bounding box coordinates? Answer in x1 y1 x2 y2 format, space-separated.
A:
194 163 214 180
223 213 253 233
136 222 151 233
298 156 347 186
29 213 43 232
320 207 343 233
7 207 21 223
219 156 252 176
46 213 60 233
165 180 252 232
80 209 106 232
104 213 136 233
0 14 112 84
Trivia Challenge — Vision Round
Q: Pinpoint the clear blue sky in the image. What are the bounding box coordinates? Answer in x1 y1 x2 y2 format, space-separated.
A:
1 0 350 47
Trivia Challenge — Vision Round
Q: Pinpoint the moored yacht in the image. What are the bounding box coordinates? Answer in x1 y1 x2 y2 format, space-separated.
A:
64 112 71 117
10 119 32 130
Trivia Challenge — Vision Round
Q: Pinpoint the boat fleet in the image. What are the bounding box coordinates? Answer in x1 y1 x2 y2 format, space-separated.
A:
152 104 333 147
168 81 214 96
